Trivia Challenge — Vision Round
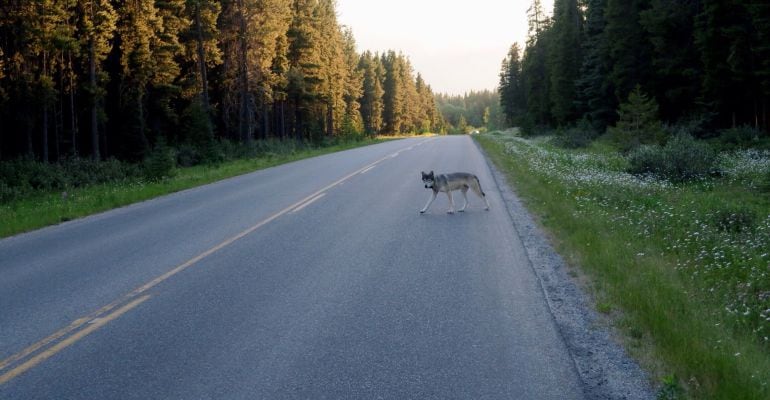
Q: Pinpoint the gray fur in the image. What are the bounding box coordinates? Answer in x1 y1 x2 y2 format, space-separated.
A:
420 171 490 214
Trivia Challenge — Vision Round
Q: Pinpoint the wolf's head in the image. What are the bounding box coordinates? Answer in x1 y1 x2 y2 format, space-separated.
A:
421 171 435 189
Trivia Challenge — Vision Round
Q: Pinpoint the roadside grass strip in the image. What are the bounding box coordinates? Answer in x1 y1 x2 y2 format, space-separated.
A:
477 130 770 400
0 138 395 238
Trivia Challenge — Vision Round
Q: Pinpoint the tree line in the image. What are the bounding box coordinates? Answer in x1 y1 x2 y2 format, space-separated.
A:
435 90 504 134
0 0 442 163
499 0 770 137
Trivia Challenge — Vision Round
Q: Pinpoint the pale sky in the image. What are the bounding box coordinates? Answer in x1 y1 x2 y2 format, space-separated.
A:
335 0 554 95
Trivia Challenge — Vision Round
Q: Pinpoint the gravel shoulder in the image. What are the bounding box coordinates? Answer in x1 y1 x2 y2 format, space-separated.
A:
476 139 656 399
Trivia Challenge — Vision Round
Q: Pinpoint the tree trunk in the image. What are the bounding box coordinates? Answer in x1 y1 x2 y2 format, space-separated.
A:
194 3 212 130
42 50 49 163
90 38 99 160
237 0 251 142
69 51 77 156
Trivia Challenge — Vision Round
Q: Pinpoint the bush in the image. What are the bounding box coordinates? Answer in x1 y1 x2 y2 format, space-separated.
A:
627 134 716 182
0 157 139 202
143 138 176 181
176 144 202 167
713 206 756 234
717 125 764 150
551 119 598 149
661 134 716 182
627 145 663 176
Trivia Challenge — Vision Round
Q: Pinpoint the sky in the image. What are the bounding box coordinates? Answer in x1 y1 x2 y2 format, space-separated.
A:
335 0 553 96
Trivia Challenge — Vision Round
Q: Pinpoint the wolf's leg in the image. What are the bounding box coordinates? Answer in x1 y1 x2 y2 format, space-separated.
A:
459 187 469 212
420 192 437 214
446 191 455 214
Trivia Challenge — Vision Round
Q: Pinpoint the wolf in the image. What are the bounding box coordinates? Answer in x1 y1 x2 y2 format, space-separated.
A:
420 171 490 214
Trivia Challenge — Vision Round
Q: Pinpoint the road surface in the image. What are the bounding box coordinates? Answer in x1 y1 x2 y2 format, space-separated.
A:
1 136 586 399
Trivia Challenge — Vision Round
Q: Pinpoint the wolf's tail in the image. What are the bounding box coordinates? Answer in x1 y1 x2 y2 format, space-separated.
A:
474 175 486 196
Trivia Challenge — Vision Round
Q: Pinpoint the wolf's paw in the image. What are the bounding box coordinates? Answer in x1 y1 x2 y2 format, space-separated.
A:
458 209 465 212
447 210 455 214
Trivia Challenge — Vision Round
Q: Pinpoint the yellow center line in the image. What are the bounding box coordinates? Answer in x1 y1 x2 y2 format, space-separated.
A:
0 137 434 384
291 193 326 213
0 295 151 385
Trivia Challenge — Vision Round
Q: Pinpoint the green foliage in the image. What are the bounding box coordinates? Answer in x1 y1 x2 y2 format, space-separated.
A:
501 0 769 146
478 131 770 400
547 0 582 125
0 0 437 162
627 134 716 182
717 125 766 150
142 138 177 181
0 158 138 202
437 90 502 133
551 120 597 149
656 375 683 400
712 206 756 234
609 85 665 151
498 43 525 126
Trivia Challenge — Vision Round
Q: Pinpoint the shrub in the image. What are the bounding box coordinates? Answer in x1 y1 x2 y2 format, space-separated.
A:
143 138 176 181
627 134 716 182
713 206 756 234
660 134 716 182
551 127 593 149
551 119 598 149
627 145 663 176
176 144 202 167
718 125 763 150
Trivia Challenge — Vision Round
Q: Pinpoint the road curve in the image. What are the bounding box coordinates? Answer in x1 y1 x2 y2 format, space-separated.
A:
1 136 586 399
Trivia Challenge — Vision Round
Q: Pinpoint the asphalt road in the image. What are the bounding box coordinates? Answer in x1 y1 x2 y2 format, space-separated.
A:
0 136 586 399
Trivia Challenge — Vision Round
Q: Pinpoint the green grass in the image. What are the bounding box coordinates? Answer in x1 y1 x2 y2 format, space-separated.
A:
477 130 770 399
0 138 392 238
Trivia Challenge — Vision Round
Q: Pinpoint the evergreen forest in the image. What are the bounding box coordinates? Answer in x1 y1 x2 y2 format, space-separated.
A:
435 90 504 134
0 0 442 163
498 0 770 142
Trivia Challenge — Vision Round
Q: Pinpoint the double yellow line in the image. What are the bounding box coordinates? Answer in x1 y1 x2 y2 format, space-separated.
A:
0 138 431 385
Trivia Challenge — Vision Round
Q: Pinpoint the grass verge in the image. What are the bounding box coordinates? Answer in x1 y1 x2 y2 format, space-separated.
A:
0 138 394 238
476 130 770 399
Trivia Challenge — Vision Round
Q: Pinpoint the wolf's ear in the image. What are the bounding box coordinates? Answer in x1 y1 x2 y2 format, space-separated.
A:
429 170 434 177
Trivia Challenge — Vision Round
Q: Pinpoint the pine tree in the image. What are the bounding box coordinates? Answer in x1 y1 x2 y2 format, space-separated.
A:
341 28 363 135
148 0 189 143
115 0 163 160
78 0 116 160
179 0 221 143
358 51 384 135
220 0 291 141
314 0 347 137
498 43 524 126
695 0 758 129
547 0 582 125
381 51 403 133
604 0 653 104
609 85 664 150
748 1 770 131
521 2 551 129
575 0 613 131
640 0 701 123
286 0 323 139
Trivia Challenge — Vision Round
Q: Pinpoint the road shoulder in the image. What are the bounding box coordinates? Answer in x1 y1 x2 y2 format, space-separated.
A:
475 138 656 399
